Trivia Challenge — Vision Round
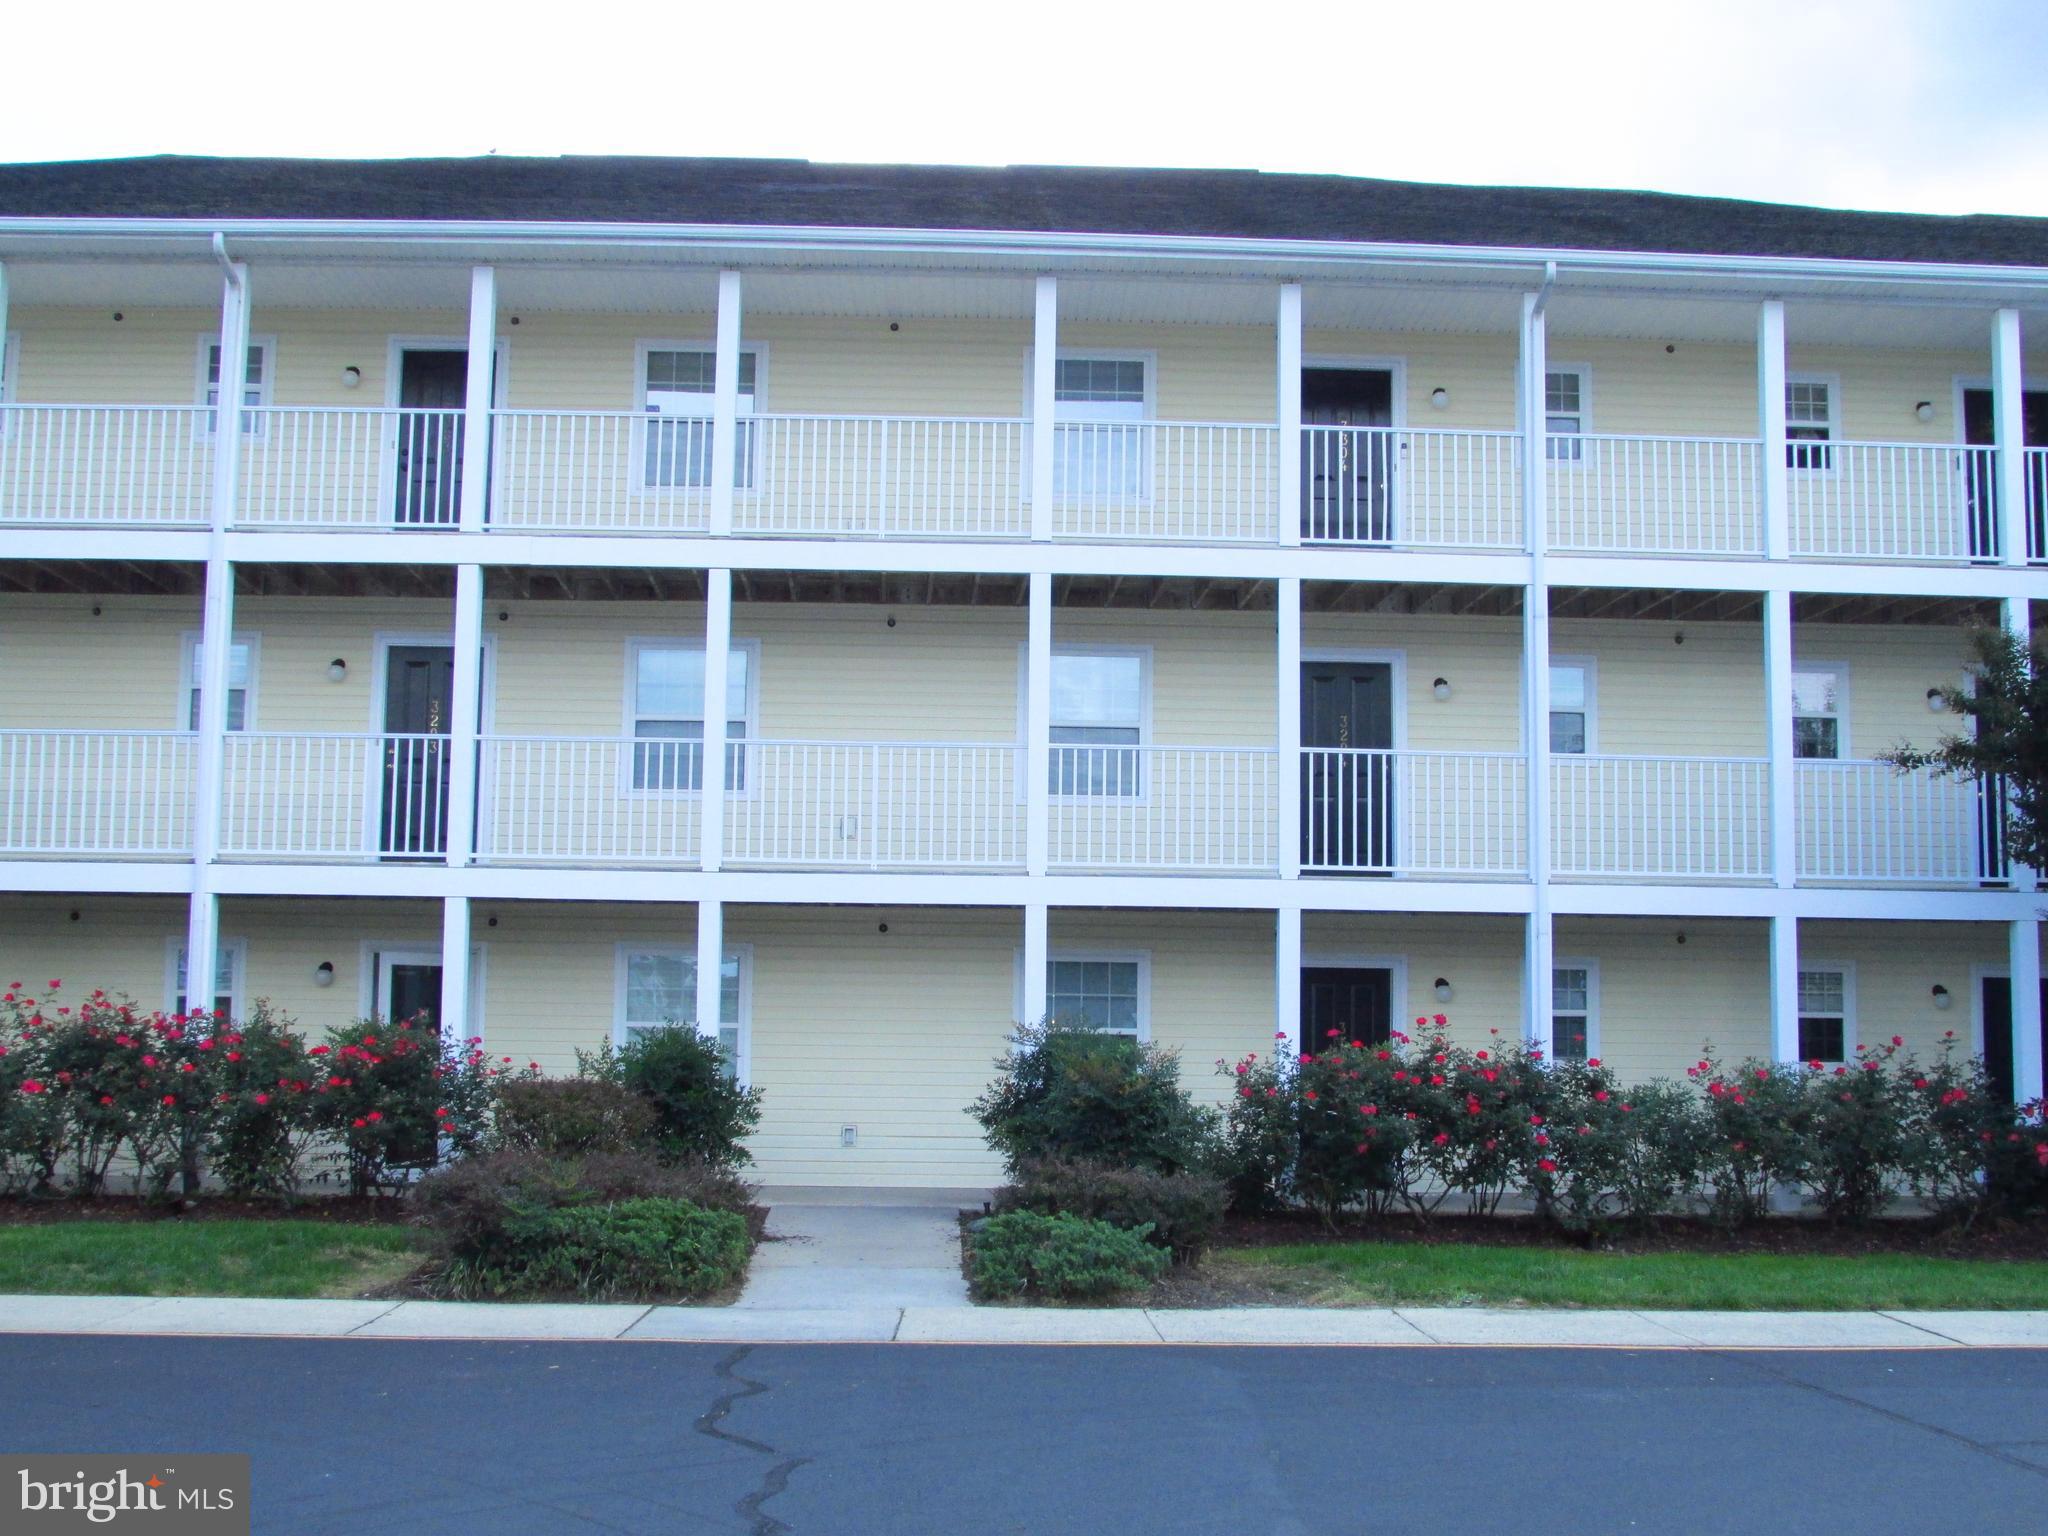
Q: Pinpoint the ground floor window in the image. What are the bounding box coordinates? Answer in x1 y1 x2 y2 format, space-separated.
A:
1035 952 1149 1037
1797 967 1851 1065
1551 961 1598 1062
617 945 747 1079
166 937 246 1021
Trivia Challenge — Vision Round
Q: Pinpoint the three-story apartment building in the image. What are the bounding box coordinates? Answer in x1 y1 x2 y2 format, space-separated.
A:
0 157 2043 1184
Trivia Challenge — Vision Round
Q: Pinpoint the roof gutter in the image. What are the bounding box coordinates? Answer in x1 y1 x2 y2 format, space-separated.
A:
0 217 2044 292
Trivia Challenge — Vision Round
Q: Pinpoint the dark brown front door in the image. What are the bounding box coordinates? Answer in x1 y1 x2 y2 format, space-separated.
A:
1980 975 2048 1106
396 350 467 526
1301 967 1393 1049
1961 388 2048 560
382 645 453 857
1301 368 1395 542
1301 661 1395 871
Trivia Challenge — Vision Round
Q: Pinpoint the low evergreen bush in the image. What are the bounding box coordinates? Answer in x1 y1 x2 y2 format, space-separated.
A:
994 1157 1227 1262
578 1029 762 1169
492 1077 656 1157
967 1210 1170 1300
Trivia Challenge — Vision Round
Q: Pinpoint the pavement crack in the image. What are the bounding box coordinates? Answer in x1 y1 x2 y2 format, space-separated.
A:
694 1344 810 1534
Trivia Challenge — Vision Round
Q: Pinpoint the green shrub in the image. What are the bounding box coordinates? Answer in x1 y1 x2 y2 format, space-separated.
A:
967 1211 1169 1300
995 1157 1227 1263
465 1199 747 1301
493 1077 655 1157
1797 1040 1915 1223
578 1030 762 1169
204 1004 321 1200
1691 1051 1814 1226
313 1022 529 1196
970 1020 1219 1177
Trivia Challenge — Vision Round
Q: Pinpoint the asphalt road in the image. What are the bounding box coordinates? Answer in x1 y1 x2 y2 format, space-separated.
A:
0 1335 2042 1534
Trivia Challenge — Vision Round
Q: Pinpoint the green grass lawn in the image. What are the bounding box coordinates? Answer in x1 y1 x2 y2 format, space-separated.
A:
0 1220 420 1299
1212 1242 2048 1311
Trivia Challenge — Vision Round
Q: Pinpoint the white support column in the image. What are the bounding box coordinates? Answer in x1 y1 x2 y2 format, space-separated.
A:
1765 588 1798 889
1026 570 1052 877
440 895 472 1048
1022 902 1049 1026
2013 919 2044 1106
695 898 725 1045
1525 911 1555 1062
182 893 218 1018
709 271 743 538
1274 906 1301 1057
1276 283 1302 547
1276 575 1301 878
1994 308 2027 566
1769 913 1801 1063
1030 277 1058 543
445 564 484 866
2004 597 2037 892
1519 289 1553 1051
458 266 495 535
699 568 732 873
1758 300 1789 562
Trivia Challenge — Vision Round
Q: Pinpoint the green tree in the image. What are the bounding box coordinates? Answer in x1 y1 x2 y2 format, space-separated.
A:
1882 627 2048 874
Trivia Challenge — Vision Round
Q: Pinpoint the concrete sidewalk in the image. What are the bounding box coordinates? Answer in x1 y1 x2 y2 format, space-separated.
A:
732 1196 970 1310
2 1294 2045 1348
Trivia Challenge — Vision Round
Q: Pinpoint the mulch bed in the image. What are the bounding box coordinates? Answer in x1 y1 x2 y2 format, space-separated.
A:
0 1194 415 1226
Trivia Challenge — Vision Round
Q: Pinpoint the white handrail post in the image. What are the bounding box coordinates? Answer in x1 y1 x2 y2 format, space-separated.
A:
700 568 731 872
710 271 743 538
1276 283 1302 547
1770 912 1801 1063
1765 587 1797 889
695 897 725 1046
1275 905 1301 1057
1994 308 2027 566
1023 901 1049 1025
441 895 473 1048
459 266 495 535
1759 300 1789 561
446 563 483 866
1277 576 1301 877
1519 288 1554 1057
1030 277 1058 542
1026 571 1052 876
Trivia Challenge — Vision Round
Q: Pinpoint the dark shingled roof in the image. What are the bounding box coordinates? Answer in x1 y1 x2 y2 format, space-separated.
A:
1 156 2044 267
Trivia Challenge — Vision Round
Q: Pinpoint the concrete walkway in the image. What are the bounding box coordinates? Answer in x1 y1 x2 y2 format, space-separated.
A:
734 1187 972 1313
2 1294 2046 1348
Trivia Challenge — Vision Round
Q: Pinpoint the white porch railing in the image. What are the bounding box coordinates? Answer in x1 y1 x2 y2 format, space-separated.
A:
220 733 450 859
1052 422 1278 543
2028 447 2048 562
737 414 1028 538
237 407 466 527
723 741 1022 869
1797 760 1991 884
1299 748 1527 876
0 406 213 525
1546 434 1763 556
477 736 702 865
0 731 195 856
1048 746 1276 871
1550 755 1770 879
1787 442 1998 562
490 411 710 531
1299 426 1522 548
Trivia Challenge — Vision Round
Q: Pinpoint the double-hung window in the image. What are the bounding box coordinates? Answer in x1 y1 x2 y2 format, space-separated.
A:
1042 954 1148 1037
1551 962 1597 1063
184 634 255 732
1049 649 1144 796
1786 377 1835 471
1791 664 1845 760
1797 967 1850 1064
1548 660 1593 755
199 336 272 436
1052 355 1148 499
1545 368 1588 461
619 946 746 1079
629 642 752 791
170 938 245 1021
641 347 757 489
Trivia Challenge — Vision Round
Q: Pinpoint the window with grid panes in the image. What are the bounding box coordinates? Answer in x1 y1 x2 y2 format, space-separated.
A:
1786 379 1834 470
642 349 757 488
1045 958 1142 1035
1797 969 1848 1064
1049 651 1143 796
622 949 743 1077
1545 369 1586 461
1053 357 1147 498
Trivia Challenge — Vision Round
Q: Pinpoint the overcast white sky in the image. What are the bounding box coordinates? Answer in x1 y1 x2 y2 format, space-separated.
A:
6 0 2045 216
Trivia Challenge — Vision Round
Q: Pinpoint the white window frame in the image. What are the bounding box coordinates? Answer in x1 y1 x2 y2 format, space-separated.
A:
1785 372 1839 474
1790 658 1850 761
1796 961 1856 1066
1021 642 1153 803
1547 655 1597 756
194 333 276 439
1544 364 1591 463
613 942 753 1084
631 340 765 496
1014 948 1152 1040
620 636 761 798
1550 957 1600 1063
180 629 260 733
164 934 248 1021
1028 348 1157 504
